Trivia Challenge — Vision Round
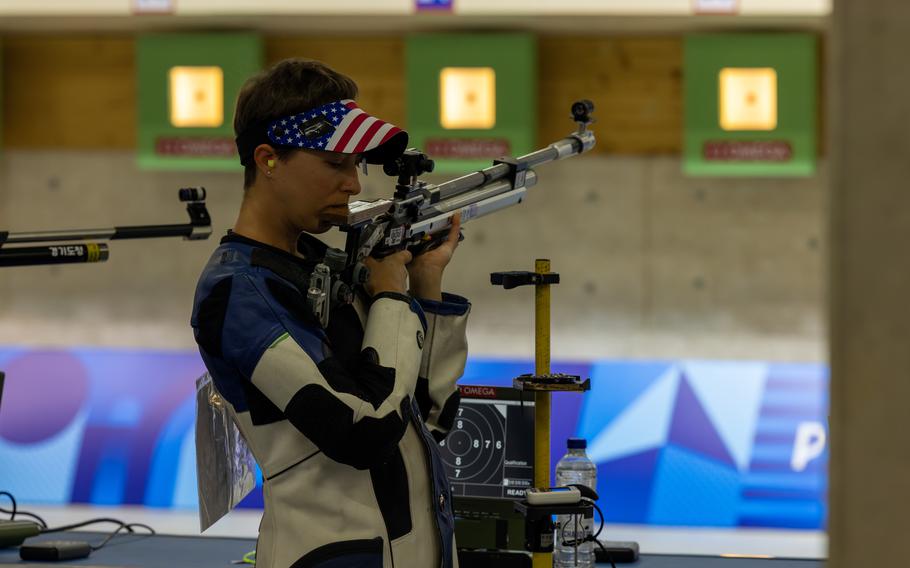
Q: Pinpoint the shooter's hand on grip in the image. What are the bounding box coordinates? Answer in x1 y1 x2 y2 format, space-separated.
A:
364 250 412 296
407 213 461 302
407 228 465 259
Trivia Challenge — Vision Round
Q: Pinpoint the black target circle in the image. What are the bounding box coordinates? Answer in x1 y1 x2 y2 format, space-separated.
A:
453 414 487 471
439 402 506 485
447 429 472 457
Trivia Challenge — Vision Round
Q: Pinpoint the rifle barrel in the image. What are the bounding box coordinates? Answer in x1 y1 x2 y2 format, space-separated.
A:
2 223 212 245
0 243 109 267
432 170 538 215
409 171 539 237
433 134 586 201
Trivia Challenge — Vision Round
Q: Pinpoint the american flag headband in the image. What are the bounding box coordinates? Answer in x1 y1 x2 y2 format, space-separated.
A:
235 99 407 167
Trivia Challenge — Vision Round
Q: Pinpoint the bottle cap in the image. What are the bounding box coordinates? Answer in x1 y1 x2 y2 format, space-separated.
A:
567 437 587 449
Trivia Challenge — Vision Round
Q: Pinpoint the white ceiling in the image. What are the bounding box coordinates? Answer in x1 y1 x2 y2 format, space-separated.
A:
0 0 830 32
0 14 829 34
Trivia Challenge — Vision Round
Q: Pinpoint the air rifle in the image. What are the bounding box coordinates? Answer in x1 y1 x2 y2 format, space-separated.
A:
304 100 596 326
0 188 211 268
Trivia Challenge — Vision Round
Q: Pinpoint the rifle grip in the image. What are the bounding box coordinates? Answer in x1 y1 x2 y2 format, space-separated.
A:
407 231 464 257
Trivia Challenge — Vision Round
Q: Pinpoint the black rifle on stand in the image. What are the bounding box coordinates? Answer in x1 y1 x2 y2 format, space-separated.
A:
0 188 211 268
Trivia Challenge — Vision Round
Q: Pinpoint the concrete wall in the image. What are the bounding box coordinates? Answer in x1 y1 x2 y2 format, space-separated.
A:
827 0 910 563
0 150 827 362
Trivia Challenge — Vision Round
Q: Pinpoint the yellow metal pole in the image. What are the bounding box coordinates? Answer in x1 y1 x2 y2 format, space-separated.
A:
533 259 552 568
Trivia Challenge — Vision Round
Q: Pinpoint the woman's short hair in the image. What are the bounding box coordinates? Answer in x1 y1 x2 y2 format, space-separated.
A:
234 59 359 189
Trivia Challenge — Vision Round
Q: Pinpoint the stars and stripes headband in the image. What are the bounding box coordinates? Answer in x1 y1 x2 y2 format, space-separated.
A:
235 99 408 166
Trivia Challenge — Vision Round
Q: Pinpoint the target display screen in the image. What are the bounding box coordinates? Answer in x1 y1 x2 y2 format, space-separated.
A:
438 385 535 500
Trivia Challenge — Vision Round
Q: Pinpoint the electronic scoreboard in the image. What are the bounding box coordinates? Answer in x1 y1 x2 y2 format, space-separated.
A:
438 385 535 552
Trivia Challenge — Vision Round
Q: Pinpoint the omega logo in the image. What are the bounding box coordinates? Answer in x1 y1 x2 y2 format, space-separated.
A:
459 386 496 398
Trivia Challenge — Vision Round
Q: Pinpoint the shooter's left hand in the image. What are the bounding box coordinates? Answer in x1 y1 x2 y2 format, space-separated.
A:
407 213 461 301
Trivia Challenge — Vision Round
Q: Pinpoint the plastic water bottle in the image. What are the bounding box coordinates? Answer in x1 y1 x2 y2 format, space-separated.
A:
554 437 597 568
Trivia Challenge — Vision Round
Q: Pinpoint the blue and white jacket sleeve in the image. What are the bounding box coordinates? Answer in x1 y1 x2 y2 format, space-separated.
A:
226 274 426 470
413 293 471 442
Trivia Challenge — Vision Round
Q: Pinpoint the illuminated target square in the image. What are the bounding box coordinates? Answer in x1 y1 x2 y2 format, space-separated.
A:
137 33 261 170
719 67 778 131
169 66 224 128
439 67 496 130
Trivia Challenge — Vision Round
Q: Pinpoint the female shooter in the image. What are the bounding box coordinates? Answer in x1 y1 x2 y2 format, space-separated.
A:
191 59 469 568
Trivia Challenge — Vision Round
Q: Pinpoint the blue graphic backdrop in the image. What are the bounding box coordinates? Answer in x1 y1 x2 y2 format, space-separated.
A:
0 348 828 529
415 0 453 11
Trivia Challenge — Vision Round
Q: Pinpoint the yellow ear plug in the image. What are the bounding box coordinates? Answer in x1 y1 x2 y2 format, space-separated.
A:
267 159 275 168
